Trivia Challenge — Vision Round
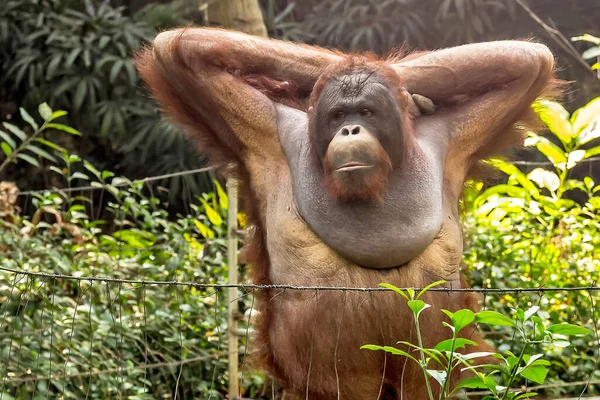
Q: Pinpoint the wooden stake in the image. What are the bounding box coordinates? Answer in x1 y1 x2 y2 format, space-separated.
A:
226 178 239 399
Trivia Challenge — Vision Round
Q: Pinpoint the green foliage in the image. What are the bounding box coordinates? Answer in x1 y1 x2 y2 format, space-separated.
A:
0 103 79 174
296 0 517 52
572 34 600 71
0 0 208 202
463 97 600 396
0 105 262 399
363 284 591 400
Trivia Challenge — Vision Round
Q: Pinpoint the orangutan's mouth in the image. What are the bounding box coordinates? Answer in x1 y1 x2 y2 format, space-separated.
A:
336 162 373 171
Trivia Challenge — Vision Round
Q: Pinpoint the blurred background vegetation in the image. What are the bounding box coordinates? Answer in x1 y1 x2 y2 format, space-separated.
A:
1 0 600 399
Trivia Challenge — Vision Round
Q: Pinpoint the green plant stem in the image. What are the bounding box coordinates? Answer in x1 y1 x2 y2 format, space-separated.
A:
500 342 529 400
440 334 457 399
414 315 436 400
0 123 46 174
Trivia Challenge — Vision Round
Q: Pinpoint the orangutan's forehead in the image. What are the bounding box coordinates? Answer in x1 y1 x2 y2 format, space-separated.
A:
322 72 386 99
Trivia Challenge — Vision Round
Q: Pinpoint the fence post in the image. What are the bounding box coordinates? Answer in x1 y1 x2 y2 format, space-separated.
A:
226 178 239 399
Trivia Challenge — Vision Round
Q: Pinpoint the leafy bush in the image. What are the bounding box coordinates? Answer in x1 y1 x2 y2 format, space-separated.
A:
0 0 208 202
0 104 264 399
463 97 600 397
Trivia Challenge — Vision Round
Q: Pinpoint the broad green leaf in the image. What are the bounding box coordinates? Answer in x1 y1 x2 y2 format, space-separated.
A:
379 283 409 300
451 376 487 392
532 100 572 143
451 309 475 333
407 299 430 317
215 180 228 210
35 138 66 152
49 166 65 175
360 345 418 362
113 229 156 247
19 107 38 130
584 176 595 189
535 137 567 167
46 123 81 136
0 130 16 149
16 153 40 167
27 145 55 162
2 122 27 141
1 142 12 157
434 338 477 352
475 311 516 327
571 97 600 135
593 63 599 70
547 323 591 336
194 220 215 239
519 365 548 384
38 103 53 122
200 198 223 226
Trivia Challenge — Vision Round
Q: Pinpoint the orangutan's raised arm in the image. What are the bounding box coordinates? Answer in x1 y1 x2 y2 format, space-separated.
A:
136 28 343 157
392 41 557 158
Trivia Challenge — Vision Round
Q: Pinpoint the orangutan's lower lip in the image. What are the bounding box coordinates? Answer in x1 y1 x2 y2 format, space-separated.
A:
336 163 372 171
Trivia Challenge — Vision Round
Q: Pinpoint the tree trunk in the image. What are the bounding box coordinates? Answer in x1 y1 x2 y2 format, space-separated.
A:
202 0 268 37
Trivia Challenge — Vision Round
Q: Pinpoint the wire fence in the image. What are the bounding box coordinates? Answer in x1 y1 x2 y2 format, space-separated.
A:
1 167 600 399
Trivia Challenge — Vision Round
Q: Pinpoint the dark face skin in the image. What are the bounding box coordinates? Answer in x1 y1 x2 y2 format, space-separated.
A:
311 72 406 200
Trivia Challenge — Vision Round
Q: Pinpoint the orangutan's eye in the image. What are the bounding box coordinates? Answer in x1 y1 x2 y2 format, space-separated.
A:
333 111 345 120
360 108 372 117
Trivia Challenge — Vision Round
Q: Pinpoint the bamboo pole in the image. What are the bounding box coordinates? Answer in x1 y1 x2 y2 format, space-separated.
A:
226 178 239 399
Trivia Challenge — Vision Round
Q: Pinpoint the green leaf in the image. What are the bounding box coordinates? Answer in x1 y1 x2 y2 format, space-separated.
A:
451 309 475 333
582 46 600 60
379 283 409 300
19 107 38 130
547 323 591 336
452 376 488 392
523 306 540 322
434 338 477 352
407 299 430 317
200 198 223 226
535 136 567 167
519 365 548 384
1 142 12 157
416 280 446 299
16 153 40 167
2 122 27 141
194 220 215 239
26 145 55 162
0 130 16 149
46 123 81 136
571 97 600 135
38 103 53 122
577 121 600 145
35 138 66 153
571 34 600 45
475 311 516 327
83 161 101 179
360 345 418 362
215 180 228 210
584 145 600 158
532 100 572 144
50 110 68 121
426 369 447 388
71 172 89 181
515 393 539 399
